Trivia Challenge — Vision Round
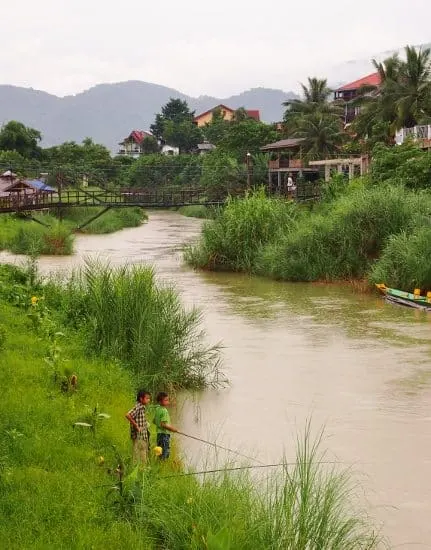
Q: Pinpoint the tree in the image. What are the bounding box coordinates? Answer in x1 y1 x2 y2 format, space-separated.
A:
353 46 431 143
293 112 344 159
150 98 195 139
283 78 339 133
141 136 160 154
151 98 202 153
217 120 279 161
0 121 42 158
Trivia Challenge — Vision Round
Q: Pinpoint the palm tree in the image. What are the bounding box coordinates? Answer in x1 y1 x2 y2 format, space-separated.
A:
396 46 431 127
283 78 340 132
293 112 344 159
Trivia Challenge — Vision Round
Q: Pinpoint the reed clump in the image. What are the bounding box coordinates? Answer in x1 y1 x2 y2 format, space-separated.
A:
185 189 297 272
43 261 222 391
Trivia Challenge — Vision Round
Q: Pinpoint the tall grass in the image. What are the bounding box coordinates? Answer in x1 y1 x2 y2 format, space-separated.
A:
258 186 427 282
43 261 222 390
370 226 431 291
0 215 75 255
136 427 382 549
60 206 147 233
185 189 297 272
177 205 212 219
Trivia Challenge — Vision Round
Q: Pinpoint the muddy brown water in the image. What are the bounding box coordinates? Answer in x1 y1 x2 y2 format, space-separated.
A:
2 210 431 548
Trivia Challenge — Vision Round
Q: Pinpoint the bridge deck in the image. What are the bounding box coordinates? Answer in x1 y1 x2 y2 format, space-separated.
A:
0 189 224 214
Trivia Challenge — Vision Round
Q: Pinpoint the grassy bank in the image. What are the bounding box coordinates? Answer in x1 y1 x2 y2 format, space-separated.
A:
186 186 431 291
177 205 213 219
0 207 146 256
0 263 383 549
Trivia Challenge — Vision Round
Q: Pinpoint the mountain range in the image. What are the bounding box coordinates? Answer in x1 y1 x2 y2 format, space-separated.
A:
0 41 429 151
0 83 297 151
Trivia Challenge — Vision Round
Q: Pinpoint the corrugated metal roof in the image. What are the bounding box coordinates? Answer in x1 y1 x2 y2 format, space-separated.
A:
336 72 381 92
261 138 305 151
25 179 55 192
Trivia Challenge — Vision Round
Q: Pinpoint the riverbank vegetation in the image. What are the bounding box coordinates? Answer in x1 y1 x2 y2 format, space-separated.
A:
0 261 383 549
186 166 431 291
0 207 146 256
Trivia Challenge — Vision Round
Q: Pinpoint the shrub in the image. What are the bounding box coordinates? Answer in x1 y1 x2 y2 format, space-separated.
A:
0 323 6 350
185 189 297 272
178 205 211 218
369 226 431 291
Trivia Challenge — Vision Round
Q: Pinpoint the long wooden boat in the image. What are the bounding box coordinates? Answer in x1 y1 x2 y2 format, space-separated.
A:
375 283 431 311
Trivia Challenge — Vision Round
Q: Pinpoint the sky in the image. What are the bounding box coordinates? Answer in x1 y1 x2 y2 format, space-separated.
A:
1 0 430 98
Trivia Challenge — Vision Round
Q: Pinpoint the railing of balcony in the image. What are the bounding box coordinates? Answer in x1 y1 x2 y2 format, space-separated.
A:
396 125 431 145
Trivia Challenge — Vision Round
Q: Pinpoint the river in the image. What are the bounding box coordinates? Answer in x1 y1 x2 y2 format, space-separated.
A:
1 210 431 548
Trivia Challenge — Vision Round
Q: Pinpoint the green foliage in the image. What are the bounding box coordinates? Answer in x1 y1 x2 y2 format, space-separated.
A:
0 323 6 350
370 226 431 291
200 150 243 199
258 185 424 281
354 46 431 142
0 299 149 549
185 189 296 272
141 136 160 154
216 120 278 161
42 262 222 390
137 427 381 550
293 112 344 159
60 206 146 234
0 120 42 159
125 154 202 187
177 205 211 218
371 141 425 184
151 98 202 152
0 216 75 256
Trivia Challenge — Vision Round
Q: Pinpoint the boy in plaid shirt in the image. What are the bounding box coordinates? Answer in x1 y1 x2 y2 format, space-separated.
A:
125 389 151 464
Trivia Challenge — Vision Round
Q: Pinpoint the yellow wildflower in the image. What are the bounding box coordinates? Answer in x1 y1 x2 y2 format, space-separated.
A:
187 497 194 505
31 296 38 305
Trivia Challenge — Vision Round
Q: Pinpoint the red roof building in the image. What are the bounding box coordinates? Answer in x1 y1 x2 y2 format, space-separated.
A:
334 72 382 124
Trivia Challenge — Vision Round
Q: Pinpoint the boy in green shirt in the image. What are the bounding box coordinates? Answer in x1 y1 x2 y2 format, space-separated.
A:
154 392 177 459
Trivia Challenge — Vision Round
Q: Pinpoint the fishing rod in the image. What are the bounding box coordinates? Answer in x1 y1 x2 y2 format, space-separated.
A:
160 460 349 479
177 431 265 465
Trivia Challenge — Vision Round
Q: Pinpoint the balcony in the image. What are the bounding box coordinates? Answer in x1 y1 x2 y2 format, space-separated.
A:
395 125 431 147
268 159 304 170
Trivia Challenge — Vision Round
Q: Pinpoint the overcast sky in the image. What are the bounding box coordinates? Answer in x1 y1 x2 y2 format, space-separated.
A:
1 0 430 97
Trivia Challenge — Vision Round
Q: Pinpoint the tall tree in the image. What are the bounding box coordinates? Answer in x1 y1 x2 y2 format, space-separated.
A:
150 98 195 139
0 121 42 159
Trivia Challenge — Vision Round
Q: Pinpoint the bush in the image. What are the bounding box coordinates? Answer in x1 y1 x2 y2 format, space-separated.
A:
369 226 431 291
0 323 6 350
125 154 202 188
185 189 297 272
43 261 222 390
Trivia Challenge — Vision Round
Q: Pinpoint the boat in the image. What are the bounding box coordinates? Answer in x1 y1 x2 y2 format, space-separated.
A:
375 283 431 311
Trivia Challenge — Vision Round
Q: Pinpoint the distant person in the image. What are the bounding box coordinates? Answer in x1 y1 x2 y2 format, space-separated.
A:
154 392 178 459
125 389 151 464
287 173 294 199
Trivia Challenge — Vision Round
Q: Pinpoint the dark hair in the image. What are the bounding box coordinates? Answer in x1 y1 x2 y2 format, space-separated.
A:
136 389 151 401
156 391 168 403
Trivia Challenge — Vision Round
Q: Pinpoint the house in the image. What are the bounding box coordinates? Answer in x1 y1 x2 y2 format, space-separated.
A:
0 170 18 197
193 104 260 127
260 138 319 190
118 130 179 157
5 179 56 196
334 72 381 124
118 130 155 157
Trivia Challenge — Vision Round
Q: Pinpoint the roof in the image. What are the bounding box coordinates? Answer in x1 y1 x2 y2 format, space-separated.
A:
194 104 260 122
1 170 17 178
5 179 55 193
120 130 154 144
336 72 381 92
197 142 216 151
261 138 305 151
